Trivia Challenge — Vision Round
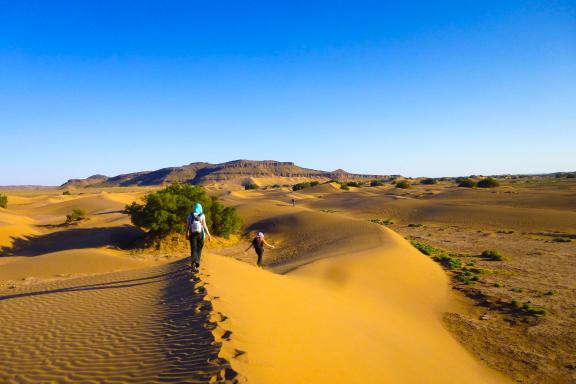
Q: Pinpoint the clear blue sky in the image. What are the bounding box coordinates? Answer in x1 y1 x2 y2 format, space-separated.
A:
1 1 574 185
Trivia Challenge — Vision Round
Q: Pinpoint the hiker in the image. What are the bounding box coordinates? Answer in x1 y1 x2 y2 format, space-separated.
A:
246 232 275 267
291 198 296 207
186 202 211 272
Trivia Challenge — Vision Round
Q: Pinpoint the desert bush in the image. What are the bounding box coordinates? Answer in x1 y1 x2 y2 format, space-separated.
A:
369 218 394 226
370 179 384 187
340 184 350 190
408 223 423 228
420 178 437 185
410 241 443 256
395 181 410 189
346 181 362 188
511 300 547 316
243 183 259 190
0 194 7 208
433 254 462 270
458 179 476 188
567 173 576 178
292 181 320 191
62 190 72 195
292 182 311 191
66 208 87 224
481 249 506 261
477 177 500 188
125 183 242 238
553 237 572 243
271 184 281 188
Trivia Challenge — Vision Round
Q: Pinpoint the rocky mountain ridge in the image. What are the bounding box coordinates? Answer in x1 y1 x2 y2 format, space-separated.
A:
62 160 389 188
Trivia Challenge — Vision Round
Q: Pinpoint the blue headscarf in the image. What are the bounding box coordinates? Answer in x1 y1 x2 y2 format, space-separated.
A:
193 202 203 215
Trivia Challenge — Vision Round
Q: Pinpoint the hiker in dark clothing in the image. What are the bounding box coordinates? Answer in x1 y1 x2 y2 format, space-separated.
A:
186 202 212 272
245 232 275 267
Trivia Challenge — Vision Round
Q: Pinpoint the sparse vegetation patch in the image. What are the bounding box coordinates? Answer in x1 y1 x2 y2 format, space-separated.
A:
370 218 394 226
243 183 259 190
477 177 500 188
395 181 410 189
481 249 506 261
66 208 87 224
0 194 7 208
420 178 437 185
292 181 320 191
457 179 476 188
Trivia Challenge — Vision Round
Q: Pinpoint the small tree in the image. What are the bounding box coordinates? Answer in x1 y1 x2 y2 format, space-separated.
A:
477 177 500 188
126 183 242 238
396 181 410 189
66 208 87 224
0 194 7 208
62 190 72 195
370 179 384 187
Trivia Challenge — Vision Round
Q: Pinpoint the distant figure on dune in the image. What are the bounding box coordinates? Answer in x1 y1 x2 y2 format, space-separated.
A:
186 202 212 272
246 232 275 267
291 198 296 207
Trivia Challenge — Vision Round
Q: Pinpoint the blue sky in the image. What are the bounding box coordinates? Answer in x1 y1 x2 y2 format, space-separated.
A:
1 1 575 185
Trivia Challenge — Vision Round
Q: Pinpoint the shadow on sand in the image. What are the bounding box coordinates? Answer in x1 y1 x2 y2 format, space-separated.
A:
0 225 145 256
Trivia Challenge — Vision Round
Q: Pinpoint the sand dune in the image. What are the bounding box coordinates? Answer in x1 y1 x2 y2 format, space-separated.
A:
206 193 511 382
0 188 516 383
0 261 236 383
203 246 509 383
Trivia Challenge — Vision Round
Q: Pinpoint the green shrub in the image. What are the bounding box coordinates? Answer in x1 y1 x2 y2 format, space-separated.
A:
566 173 576 179
370 179 385 187
420 178 437 185
477 177 500 188
458 179 476 188
62 190 72 196
481 250 506 261
408 223 423 228
293 181 320 191
410 241 443 256
433 254 462 270
271 184 281 188
0 194 7 208
125 183 242 238
395 181 410 189
340 184 350 190
66 208 87 224
346 181 362 188
369 218 394 226
292 182 311 191
244 183 259 190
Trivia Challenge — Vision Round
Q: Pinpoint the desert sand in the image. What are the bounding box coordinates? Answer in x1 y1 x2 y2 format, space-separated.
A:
0 185 532 383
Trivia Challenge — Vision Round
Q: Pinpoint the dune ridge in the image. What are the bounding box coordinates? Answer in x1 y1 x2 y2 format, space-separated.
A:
203 229 511 383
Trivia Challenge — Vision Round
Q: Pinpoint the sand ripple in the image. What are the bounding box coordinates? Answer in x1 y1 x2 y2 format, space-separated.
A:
0 260 238 383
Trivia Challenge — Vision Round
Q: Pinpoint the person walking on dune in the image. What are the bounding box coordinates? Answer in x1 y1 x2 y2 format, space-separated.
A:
186 202 211 272
246 232 275 267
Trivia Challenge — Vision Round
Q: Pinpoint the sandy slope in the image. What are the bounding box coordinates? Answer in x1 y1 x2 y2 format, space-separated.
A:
203 234 510 383
0 189 513 383
0 261 236 383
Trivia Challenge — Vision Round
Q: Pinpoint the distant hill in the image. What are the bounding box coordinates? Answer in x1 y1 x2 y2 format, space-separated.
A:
61 160 389 188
